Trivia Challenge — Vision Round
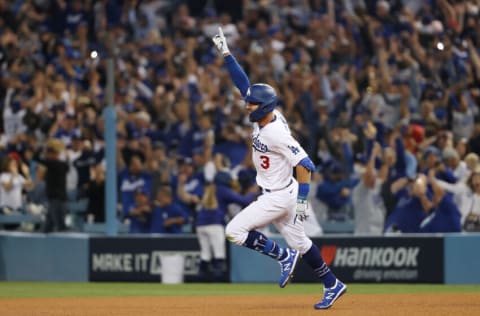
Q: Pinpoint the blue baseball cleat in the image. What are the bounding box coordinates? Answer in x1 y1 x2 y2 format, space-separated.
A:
314 279 347 309
278 248 300 288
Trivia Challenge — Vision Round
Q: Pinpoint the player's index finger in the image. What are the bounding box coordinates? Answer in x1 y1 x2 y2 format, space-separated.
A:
218 27 224 37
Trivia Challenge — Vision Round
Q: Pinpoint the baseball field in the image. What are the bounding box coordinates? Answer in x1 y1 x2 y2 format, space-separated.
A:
1 282 479 316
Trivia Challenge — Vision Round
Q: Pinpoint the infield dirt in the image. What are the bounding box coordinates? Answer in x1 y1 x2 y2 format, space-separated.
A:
1 293 480 316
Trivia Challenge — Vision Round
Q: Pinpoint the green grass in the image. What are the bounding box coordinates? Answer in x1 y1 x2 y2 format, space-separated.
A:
0 283 479 298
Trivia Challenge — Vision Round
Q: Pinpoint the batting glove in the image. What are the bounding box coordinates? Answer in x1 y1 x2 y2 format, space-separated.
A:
212 27 230 55
294 198 308 224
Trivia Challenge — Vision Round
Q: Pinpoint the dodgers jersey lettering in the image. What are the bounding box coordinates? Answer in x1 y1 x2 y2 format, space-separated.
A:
252 110 308 190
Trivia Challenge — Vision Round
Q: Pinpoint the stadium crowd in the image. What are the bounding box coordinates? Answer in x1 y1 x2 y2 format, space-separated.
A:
1 0 480 237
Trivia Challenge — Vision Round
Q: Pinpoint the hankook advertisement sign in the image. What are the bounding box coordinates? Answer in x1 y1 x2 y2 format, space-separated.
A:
294 236 444 283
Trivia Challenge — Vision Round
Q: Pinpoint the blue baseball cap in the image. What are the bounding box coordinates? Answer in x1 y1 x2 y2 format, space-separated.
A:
214 171 232 186
326 160 344 174
422 146 441 160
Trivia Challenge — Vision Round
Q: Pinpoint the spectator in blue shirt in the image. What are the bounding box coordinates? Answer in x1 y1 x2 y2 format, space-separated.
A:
420 146 457 184
169 101 192 155
127 187 151 234
174 156 203 225
65 0 87 35
384 174 432 233
126 111 155 141
150 186 189 234
381 130 417 217
119 155 152 219
419 169 462 233
316 160 359 221
191 111 215 156
51 113 81 147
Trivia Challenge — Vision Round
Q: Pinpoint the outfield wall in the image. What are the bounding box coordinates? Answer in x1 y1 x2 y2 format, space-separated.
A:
1 232 479 284
444 234 480 284
0 232 88 281
231 235 446 283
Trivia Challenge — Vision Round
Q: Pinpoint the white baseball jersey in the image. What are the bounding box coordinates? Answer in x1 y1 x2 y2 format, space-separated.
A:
251 110 308 191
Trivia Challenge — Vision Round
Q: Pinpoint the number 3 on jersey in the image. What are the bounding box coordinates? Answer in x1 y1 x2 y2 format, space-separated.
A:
259 155 270 169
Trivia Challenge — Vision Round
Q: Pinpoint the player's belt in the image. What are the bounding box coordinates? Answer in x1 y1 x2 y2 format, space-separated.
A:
262 179 294 193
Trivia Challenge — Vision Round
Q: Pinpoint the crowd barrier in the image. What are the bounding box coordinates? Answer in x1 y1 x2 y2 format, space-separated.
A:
0 232 479 284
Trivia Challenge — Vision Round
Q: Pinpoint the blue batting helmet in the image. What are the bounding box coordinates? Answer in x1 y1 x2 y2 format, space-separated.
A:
244 84 277 122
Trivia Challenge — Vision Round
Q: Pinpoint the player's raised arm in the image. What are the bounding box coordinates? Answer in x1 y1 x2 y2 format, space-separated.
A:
212 27 250 96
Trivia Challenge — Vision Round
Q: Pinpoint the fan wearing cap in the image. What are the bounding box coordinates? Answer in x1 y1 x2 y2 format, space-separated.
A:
119 155 153 222
442 147 470 182
127 187 152 234
420 145 457 184
417 168 461 233
174 156 203 228
50 112 81 146
426 147 479 215
150 186 189 234
384 174 433 233
316 160 360 221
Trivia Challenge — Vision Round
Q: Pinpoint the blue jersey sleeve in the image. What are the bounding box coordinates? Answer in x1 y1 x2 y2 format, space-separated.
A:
171 203 190 223
342 142 354 175
217 185 256 207
438 169 458 184
224 55 251 96
395 137 406 175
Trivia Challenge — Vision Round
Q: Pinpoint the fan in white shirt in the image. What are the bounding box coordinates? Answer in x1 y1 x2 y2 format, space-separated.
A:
442 147 470 182
436 167 480 226
0 157 33 211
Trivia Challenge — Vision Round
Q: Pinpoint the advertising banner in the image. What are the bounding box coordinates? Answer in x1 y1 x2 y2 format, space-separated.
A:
89 236 209 282
294 236 444 283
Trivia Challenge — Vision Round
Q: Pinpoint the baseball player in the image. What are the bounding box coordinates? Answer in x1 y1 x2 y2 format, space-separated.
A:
212 28 346 309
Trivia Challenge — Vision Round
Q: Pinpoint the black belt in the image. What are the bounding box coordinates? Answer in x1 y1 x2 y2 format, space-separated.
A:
262 179 294 193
